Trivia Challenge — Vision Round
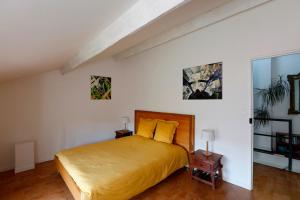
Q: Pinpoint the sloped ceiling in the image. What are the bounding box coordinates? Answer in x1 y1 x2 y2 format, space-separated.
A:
102 0 232 59
0 0 138 82
0 0 237 82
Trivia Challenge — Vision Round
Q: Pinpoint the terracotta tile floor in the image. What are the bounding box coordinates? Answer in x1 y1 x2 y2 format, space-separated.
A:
0 161 300 200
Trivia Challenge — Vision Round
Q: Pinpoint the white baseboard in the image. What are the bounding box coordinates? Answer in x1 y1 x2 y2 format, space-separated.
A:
0 165 14 173
15 163 35 173
223 177 252 190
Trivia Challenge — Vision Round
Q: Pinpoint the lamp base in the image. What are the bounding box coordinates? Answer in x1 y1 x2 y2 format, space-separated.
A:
203 141 212 157
203 151 212 157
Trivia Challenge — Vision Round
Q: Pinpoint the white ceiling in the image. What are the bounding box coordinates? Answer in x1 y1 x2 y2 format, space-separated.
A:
103 0 232 58
0 0 138 82
0 0 234 83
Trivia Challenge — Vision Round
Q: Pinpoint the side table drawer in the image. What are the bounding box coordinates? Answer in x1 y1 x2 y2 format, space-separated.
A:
189 159 210 171
115 130 133 139
116 132 131 138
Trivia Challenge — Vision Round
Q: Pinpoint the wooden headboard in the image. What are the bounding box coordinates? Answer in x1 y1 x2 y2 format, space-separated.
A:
134 110 195 153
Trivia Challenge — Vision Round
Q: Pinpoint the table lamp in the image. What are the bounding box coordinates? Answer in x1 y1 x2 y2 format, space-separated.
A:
121 116 130 130
201 129 215 156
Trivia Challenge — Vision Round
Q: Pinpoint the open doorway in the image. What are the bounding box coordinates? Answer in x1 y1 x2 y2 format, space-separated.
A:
251 52 300 197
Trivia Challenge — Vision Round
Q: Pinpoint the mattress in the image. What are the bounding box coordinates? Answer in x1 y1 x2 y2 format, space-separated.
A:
55 135 188 200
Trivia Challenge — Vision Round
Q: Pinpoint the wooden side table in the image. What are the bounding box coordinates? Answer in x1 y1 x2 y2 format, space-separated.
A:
189 149 223 189
115 129 133 139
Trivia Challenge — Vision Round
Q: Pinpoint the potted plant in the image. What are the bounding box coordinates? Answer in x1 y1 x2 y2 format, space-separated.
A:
254 76 290 127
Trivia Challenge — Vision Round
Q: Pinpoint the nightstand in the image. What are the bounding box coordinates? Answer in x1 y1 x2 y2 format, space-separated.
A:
189 149 223 189
115 129 133 139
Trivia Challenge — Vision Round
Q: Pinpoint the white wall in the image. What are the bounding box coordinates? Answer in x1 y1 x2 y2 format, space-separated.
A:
271 54 300 132
121 0 300 189
252 59 272 150
1 0 300 191
0 58 129 171
253 58 271 110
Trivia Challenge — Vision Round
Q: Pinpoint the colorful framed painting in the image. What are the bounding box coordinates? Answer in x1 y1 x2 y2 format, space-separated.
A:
183 62 222 100
91 75 111 100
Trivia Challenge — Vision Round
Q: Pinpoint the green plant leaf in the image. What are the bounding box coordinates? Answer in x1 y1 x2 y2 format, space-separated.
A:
255 75 290 107
254 106 271 127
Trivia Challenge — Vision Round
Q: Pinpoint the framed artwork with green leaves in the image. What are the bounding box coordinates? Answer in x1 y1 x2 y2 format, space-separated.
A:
90 75 111 100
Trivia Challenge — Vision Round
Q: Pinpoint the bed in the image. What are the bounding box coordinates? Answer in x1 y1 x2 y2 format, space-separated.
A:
55 110 195 200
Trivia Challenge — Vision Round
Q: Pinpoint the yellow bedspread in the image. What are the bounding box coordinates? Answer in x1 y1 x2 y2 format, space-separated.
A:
56 135 188 200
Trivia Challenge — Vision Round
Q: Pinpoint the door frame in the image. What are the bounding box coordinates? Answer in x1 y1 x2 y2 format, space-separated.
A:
249 48 300 190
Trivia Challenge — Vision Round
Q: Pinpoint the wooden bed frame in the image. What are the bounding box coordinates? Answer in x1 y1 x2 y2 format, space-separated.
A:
55 110 195 200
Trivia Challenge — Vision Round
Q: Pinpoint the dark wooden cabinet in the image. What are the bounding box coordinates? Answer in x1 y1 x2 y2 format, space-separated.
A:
115 129 133 139
189 149 223 189
276 132 300 160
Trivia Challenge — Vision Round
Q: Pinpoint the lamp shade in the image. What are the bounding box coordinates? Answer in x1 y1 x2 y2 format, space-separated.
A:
121 116 130 124
201 129 215 142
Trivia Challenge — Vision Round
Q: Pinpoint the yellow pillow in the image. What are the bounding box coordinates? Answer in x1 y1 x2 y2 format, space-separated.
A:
136 118 158 138
154 120 179 144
